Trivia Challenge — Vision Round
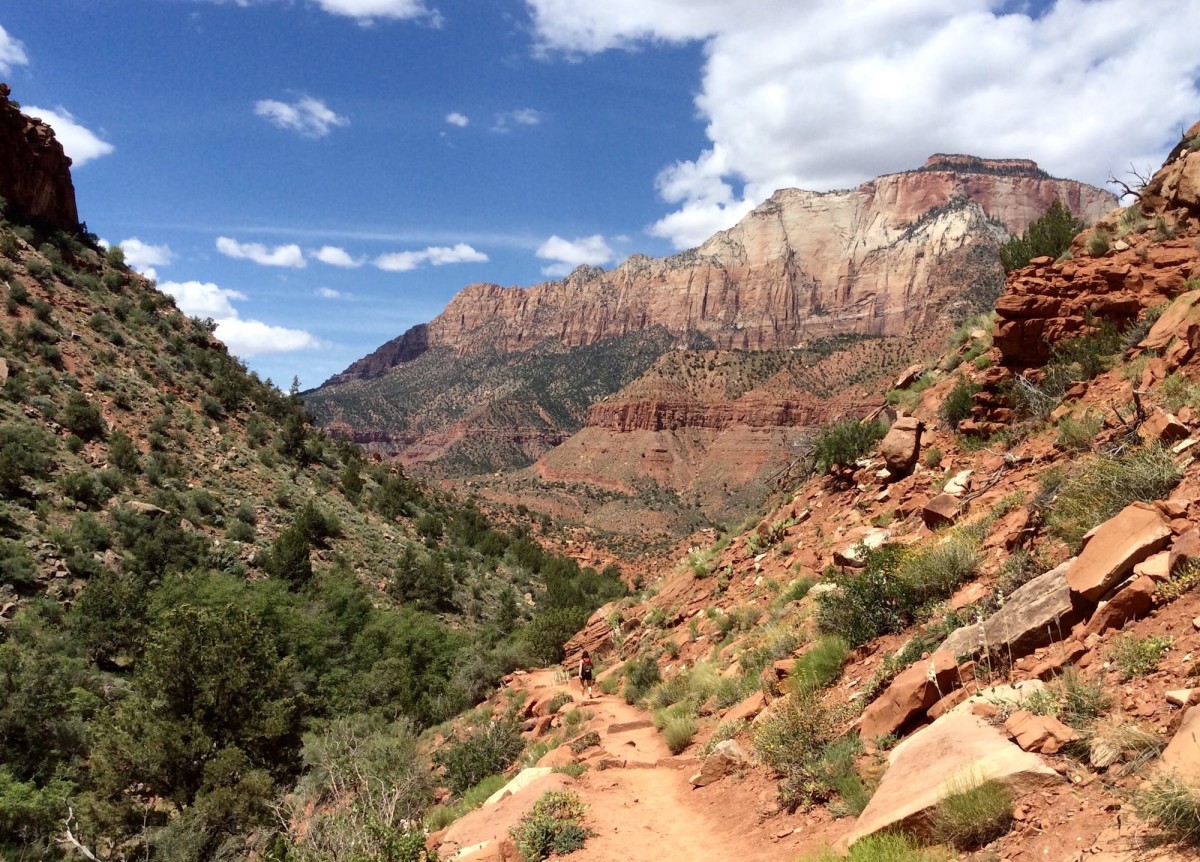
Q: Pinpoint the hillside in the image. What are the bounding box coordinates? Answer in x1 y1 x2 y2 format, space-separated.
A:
0 89 626 859
408 121 1200 862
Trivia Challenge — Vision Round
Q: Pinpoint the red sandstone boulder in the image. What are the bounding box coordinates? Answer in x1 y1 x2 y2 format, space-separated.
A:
1160 705 1200 780
922 494 959 528
879 417 924 478
1169 528 1200 574
1082 575 1157 637
855 650 959 741
1004 710 1080 754
1140 410 1189 444
1066 502 1173 602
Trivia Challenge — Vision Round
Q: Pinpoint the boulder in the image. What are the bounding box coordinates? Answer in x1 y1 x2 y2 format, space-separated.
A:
1082 575 1157 637
1004 710 1080 754
844 711 1060 847
484 768 556 806
1169 528 1200 574
879 417 924 478
943 470 973 496
1066 502 1172 603
1160 705 1200 780
689 739 750 787
1140 410 1190 444
855 650 960 741
939 561 1087 663
1166 689 1199 707
833 528 890 568
1134 551 1172 583
125 501 169 518
922 494 959 528
723 690 765 723
893 364 924 390
534 744 576 769
948 680 1047 717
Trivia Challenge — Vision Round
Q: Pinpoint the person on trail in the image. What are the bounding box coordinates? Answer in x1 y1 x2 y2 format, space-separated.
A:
578 650 594 698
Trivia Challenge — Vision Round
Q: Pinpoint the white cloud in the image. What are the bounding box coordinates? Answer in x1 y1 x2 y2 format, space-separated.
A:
0 25 29 74
161 279 320 357
161 280 248 320
374 242 489 272
316 287 349 299
312 245 363 267
536 234 615 277
216 236 307 268
315 0 438 22
445 111 470 128
526 0 1200 248
118 237 173 281
254 96 349 138
492 108 542 133
212 318 321 356
23 106 114 167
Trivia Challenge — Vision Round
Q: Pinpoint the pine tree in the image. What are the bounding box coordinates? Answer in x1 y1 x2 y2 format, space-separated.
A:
1000 198 1086 272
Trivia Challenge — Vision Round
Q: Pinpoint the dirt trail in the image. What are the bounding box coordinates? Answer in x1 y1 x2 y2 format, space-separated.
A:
517 668 799 862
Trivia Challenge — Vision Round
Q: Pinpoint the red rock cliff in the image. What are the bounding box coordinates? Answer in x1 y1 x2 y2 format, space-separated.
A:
0 84 79 232
327 158 1113 385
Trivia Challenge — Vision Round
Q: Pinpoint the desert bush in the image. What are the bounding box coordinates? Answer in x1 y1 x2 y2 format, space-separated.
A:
1004 323 1123 419
931 775 1014 849
660 713 698 754
941 377 980 429
1042 446 1180 548
0 539 36 587
61 391 105 441
1132 771 1200 847
790 636 850 695
1086 229 1112 257
1054 412 1103 452
1160 373 1200 413
546 692 574 715
999 198 1085 272
776 576 815 605
424 774 507 832
622 655 661 704
510 790 590 862
435 720 524 796
568 731 600 755
752 692 838 811
812 418 887 473
1110 633 1171 679
1056 668 1113 730
923 446 943 469
598 676 619 696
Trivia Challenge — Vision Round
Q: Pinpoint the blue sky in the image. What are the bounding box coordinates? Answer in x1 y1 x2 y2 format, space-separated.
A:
2 0 1199 388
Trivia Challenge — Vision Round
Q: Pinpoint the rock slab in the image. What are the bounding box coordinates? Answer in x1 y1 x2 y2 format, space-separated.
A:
1066 502 1172 603
856 650 960 741
689 740 750 787
845 711 1060 847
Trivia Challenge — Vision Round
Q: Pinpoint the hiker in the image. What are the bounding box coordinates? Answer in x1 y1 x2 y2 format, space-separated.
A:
578 650 594 697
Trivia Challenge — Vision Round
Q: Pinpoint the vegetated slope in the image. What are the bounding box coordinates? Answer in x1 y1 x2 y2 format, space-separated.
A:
0 89 625 860
476 121 1200 861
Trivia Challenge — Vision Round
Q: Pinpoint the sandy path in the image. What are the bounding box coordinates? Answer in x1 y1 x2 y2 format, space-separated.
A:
516 669 793 862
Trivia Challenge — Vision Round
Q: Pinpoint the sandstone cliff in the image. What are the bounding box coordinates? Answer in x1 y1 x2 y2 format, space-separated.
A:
324 158 1113 387
0 84 80 232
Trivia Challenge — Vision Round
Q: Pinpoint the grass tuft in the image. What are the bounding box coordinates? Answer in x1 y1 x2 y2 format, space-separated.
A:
1132 771 1200 847
1110 633 1171 679
931 776 1014 850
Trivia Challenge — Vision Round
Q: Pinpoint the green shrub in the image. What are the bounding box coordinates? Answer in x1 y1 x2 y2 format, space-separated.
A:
752 692 837 811
0 539 36 587
107 429 141 473
1054 412 1103 452
622 655 661 704
941 377 980 429
1132 771 1200 847
598 676 619 696
931 776 1014 849
812 418 887 473
1160 373 1200 413
1086 229 1112 257
999 198 1086 272
510 790 590 862
1110 633 1171 679
1043 446 1180 548
791 636 850 695
923 446 943 469
803 833 950 862
546 692 574 715
1056 668 1113 730
60 391 105 440
435 720 524 796
568 731 600 755
660 713 698 754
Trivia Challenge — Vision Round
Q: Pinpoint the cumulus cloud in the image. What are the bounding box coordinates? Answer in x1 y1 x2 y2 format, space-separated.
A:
312 245 363 267
118 237 174 281
216 236 307 268
492 108 541 133
315 0 439 22
254 96 349 138
0 24 29 74
316 287 350 299
374 243 489 272
161 279 320 357
445 111 470 128
23 106 114 167
536 234 615 277
526 0 1200 248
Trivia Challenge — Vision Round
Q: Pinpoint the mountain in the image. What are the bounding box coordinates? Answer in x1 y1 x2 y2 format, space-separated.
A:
307 156 1115 543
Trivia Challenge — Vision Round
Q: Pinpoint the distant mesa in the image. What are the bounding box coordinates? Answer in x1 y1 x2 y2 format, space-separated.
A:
918 153 1048 178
